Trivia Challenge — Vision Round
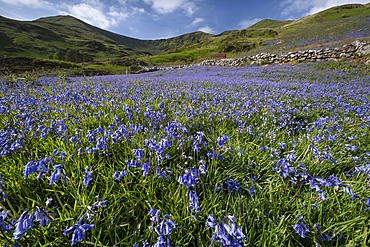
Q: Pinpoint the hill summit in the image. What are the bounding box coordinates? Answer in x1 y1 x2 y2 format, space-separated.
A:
1 2 370 64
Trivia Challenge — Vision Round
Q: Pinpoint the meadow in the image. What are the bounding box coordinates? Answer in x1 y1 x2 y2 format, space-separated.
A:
0 62 370 246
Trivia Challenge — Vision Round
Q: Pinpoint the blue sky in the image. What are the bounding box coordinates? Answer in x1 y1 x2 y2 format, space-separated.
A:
0 0 369 39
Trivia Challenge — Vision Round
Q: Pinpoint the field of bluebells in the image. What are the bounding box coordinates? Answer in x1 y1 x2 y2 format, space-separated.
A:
0 63 370 246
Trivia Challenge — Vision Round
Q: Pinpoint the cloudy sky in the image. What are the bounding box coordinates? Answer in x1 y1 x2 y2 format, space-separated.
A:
0 0 369 40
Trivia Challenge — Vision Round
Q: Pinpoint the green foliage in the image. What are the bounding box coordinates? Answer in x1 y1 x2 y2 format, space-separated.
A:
146 49 217 64
248 19 294 29
1 64 370 246
1 1 370 67
308 3 370 24
218 41 255 53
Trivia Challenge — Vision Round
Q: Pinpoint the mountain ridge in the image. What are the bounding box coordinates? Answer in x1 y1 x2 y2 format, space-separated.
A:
1 2 370 64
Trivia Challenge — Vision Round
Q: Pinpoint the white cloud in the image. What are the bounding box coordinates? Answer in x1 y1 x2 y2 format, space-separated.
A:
187 17 203 28
238 18 262 29
152 14 160 20
280 0 370 17
0 0 54 9
108 10 129 21
60 3 116 29
143 0 197 15
132 6 145 14
198 26 213 33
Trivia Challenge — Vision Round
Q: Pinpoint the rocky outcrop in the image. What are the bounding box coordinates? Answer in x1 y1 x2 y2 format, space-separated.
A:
197 40 370 66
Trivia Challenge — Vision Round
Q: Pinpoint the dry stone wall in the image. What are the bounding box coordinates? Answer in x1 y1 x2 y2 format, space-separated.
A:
197 40 370 67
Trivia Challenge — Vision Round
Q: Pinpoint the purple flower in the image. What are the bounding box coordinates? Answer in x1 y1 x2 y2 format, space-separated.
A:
206 213 245 246
249 185 256 197
216 135 230 148
49 165 63 185
13 211 34 240
158 101 164 109
292 216 309 238
199 164 207 174
343 184 361 200
64 221 94 246
112 170 126 181
141 161 151 176
187 190 200 213
286 151 296 162
132 148 145 160
83 166 93 188
224 178 241 192
178 167 199 188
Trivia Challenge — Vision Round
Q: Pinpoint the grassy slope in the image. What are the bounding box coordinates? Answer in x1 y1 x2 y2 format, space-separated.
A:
1 2 370 65
147 2 370 63
246 3 370 55
0 15 212 61
249 19 294 29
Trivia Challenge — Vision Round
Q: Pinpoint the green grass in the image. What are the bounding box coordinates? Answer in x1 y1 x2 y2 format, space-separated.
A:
249 19 294 29
308 4 370 24
145 48 218 64
2 2 370 66
0 63 370 247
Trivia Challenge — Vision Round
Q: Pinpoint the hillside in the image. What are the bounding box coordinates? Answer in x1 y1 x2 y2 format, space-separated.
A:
1 2 370 65
247 3 370 55
0 15 211 62
144 2 370 64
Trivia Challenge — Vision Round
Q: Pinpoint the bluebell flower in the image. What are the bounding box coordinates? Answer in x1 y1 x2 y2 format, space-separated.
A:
0 210 12 234
286 150 296 162
206 213 245 247
132 148 145 161
95 126 104 134
224 178 241 192
206 214 217 228
199 163 207 174
149 209 161 224
49 165 63 185
158 215 176 236
112 170 127 181
0 174 7 200
364 197 370 213
249 185 256 197
278 141 286 150
63 221 94 245
13 211 34 240
216 135 230 148
187 190 200 213
113 115 120 122
313 223 331 241
292 216 309 238
23 158 51 179
83 166 93 188
178 167 199 188
158 101 164 109
141 161 150 176
343 184 361 200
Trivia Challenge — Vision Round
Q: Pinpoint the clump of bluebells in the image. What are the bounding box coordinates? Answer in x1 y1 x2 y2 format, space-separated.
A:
206 213 246 247
144 209 177 247
1 63 370 246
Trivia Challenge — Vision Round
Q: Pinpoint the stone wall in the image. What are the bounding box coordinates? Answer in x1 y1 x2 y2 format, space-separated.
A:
197 40 370 67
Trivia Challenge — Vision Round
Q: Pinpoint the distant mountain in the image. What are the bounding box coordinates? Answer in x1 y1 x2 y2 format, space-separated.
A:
1 2 370 64
0 15 211 62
